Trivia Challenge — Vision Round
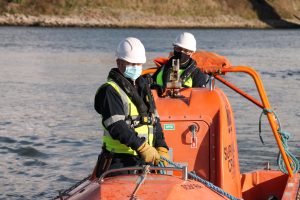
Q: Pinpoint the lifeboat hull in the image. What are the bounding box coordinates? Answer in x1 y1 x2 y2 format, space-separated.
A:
54 171 300 200
56 174 232 200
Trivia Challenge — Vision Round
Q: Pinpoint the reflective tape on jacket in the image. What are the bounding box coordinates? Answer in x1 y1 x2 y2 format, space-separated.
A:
156 67 193 88
102 81 154 155
103 115 125 127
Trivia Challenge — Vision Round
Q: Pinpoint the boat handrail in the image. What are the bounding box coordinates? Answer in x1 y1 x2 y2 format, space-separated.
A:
98 165 188 182
142 65 297 177
219 66 296 177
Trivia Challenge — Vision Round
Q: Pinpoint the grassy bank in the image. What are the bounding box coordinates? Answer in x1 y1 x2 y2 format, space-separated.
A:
0 0 300 28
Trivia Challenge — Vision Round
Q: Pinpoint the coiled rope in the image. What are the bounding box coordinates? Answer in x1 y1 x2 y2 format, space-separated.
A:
259 108 299 174
160 156 241 200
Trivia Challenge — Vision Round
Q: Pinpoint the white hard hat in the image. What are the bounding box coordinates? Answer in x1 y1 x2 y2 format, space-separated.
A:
173 32 196 52
116 37 146 64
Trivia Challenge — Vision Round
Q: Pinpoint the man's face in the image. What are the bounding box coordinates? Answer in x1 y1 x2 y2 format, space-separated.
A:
117 59 142 73
173 46 194 56
173 46 194 65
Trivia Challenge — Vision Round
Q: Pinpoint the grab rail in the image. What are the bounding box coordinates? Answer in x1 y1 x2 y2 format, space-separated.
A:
98 165 188 182
142 65 296 177
220 66 294 177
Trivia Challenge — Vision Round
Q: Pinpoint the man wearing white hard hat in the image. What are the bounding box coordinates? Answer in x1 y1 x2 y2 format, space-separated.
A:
94 37 169 176
153 32 207 89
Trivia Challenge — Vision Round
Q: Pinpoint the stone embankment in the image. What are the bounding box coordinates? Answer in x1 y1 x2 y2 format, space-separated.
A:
0 13 299 28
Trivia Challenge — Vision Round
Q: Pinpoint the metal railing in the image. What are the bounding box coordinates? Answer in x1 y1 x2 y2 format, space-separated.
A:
98 165 188 182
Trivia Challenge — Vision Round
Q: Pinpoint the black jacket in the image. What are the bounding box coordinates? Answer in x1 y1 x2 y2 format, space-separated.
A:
94 68 168 151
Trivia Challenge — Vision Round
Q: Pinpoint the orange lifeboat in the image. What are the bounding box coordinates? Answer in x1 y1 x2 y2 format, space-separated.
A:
54 52 299 200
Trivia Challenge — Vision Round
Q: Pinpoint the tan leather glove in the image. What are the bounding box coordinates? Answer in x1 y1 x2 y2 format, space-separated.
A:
156 147 170 166
137 142 160 164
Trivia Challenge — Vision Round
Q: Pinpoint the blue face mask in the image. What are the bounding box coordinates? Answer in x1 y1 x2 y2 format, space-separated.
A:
124 65 142 81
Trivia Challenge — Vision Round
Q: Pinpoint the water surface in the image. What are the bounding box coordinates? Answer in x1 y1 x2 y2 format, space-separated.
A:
0 27 299 199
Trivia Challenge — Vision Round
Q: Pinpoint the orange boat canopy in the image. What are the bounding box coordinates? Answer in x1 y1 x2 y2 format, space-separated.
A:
153 51 231 74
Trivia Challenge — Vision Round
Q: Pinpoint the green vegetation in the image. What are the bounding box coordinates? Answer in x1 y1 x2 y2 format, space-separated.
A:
0 0 299 19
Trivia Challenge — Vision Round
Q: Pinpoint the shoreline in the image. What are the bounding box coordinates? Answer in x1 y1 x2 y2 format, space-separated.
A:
1 13 300 29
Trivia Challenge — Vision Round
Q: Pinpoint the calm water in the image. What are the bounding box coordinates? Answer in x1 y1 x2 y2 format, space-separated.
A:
0 27 299 199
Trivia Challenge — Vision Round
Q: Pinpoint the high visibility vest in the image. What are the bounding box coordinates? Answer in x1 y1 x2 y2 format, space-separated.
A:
102 81 154 155
156 66 193 88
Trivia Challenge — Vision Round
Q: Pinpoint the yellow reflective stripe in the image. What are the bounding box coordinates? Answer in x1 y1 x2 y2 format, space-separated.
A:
103 124 153 155
179 69 193 87
135 125 149 145
183 77 193 87
104 126 153 143
103 135 137 155
156 66 164 86
129 101 138 116
107 81 129 116
107 80 139 116
135 125 148 134
103 115 126 127
148 126 154 146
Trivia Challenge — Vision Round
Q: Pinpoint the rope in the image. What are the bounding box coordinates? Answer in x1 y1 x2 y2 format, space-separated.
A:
259 108 299 174
158 162 166 174
160 157 241 200
258 108 271 144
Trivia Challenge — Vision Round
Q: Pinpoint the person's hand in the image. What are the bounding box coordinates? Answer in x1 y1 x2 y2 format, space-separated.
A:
156 147 170 166
137 142 160 164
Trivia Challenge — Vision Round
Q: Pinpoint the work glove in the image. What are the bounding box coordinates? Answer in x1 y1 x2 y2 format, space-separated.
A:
137 142 160 164
156 147 170 166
